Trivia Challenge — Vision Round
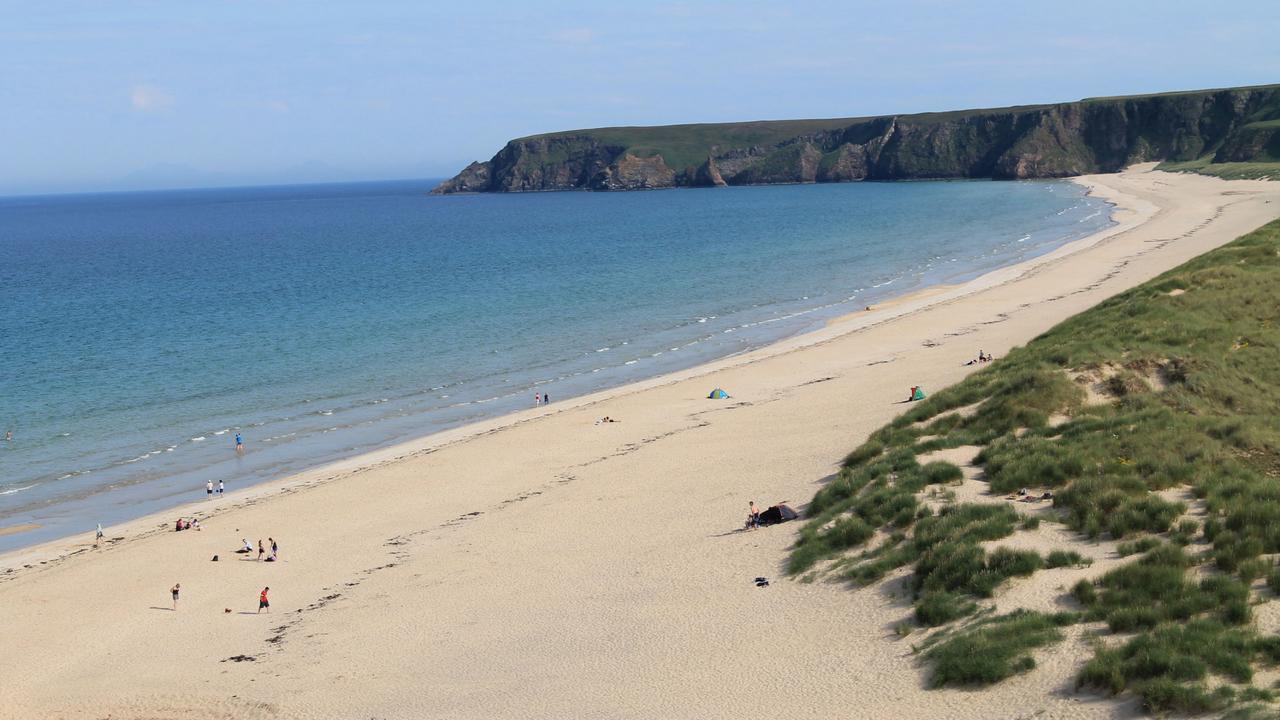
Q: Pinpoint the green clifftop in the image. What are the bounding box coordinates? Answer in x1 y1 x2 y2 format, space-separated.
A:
433 84 1280 193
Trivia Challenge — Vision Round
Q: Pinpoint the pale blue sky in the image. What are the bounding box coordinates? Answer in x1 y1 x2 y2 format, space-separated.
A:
2 0 1277 194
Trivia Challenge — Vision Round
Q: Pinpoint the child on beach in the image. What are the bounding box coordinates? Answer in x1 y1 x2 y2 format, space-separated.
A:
218 479 224 495
171 583 180 609
257 539 265 561
746 501 760 530
258 587 270 613
94 523 104 547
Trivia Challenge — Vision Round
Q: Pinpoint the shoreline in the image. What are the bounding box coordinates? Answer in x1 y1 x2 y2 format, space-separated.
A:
4 165 1279 719
0 178 1132 572
0 178 1110 552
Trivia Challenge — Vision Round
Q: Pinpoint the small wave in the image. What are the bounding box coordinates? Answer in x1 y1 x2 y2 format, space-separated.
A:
191 436 206 442
319 410 333 416
214 429 228 436
0 483 38 496
596 347 609 353
624 360 638 365
1018 234 1031 242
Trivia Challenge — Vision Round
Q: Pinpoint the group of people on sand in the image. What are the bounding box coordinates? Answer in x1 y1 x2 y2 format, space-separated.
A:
174 517 201 532
205 479 226 498
964 349 994 366
594 416 620 425
1011 488 1053 503
236 536 280 562
168 582 269 613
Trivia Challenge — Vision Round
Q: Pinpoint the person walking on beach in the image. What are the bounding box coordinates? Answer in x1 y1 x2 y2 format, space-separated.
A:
270 537 278 559
235 432 243 452
258 587 270 613
217 479 224 496
534 392 541 407
206 480 214 499
171 583 180 610
94 523 104 547
543 392 550 404
257 539 265 561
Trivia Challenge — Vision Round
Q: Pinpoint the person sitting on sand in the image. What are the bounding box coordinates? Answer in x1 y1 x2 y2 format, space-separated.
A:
175 518 184 532
191 518 201 531
237 538 253 553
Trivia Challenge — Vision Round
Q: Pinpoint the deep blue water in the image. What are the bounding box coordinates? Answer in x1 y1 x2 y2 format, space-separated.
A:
0 178 1111 550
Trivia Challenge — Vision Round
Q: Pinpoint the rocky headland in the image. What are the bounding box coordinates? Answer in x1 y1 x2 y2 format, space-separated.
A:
434 84 1280 193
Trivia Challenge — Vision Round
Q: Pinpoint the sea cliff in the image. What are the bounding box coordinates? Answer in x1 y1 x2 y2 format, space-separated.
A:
433 84 1280 193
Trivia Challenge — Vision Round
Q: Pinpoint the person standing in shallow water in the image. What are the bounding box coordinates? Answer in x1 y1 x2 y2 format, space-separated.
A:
235 432 243 453
206 480 213 499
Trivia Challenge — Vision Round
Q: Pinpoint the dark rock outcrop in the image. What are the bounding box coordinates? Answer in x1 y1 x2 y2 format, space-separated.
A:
433 84 1280 193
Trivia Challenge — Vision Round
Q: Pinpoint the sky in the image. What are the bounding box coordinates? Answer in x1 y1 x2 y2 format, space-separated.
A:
2 0 1278 195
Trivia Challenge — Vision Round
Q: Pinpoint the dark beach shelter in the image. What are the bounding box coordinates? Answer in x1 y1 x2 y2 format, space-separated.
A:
758 503 799 526
708 388 730 399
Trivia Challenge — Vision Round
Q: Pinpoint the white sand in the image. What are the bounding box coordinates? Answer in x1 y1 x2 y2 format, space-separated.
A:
2 167 1278 720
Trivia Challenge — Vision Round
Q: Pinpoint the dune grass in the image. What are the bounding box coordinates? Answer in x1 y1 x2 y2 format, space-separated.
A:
923 610 1077 686
791 217 1280 712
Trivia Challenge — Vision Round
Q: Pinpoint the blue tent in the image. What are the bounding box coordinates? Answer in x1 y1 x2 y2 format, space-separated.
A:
708 388 730 399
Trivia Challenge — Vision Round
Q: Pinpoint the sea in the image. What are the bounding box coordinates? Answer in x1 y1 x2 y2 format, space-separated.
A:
0 178 1113 551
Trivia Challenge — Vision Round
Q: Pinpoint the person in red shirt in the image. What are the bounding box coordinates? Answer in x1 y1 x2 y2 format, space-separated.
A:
258 587 270 613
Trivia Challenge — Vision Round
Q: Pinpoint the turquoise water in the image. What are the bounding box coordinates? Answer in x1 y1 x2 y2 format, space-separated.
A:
0 179 1111 550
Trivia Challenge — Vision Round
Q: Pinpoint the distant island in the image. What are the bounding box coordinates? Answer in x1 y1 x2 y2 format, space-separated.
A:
433 84 1280 194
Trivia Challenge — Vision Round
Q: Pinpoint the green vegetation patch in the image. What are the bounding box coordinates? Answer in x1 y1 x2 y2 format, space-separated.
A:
1079 620 1280 714
792 218 1280 710
924 610 1076 686
1158 156 1280 180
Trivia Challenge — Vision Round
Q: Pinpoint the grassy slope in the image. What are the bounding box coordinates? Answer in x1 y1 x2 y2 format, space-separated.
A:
791 218 1280 714
1157 157 1280 181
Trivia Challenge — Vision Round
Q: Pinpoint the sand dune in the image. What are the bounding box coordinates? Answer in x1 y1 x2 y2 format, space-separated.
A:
2 166 1278 719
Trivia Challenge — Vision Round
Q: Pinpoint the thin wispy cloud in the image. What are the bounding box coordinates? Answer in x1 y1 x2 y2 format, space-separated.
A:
548 27 597 44
130 84 173 112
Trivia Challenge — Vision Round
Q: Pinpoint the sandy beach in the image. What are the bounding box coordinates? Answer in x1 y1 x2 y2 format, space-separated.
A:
3 166 1279 720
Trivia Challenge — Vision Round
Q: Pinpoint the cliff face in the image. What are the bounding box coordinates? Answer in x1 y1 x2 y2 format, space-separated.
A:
433 85 1280 193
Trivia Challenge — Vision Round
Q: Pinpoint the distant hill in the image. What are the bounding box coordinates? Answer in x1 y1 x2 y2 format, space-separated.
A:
433 84 1280 193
